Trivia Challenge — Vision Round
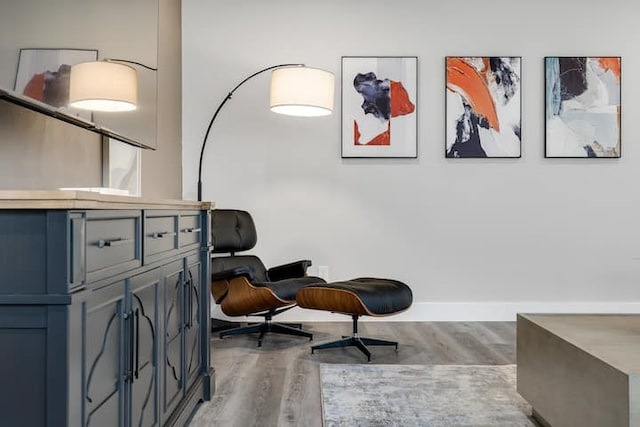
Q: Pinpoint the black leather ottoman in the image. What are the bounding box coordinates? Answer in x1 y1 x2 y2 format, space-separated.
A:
296 277 413 361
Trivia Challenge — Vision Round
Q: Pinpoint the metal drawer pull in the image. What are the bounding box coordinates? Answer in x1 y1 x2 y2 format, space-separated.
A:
181 227 201 233
151 231 177 239
97 238 134 248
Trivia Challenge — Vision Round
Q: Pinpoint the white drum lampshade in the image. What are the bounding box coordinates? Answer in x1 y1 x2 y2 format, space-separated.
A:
69 61 138 112
270 66 334 117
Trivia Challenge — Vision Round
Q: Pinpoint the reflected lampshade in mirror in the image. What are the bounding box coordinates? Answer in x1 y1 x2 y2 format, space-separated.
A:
69 61 137 112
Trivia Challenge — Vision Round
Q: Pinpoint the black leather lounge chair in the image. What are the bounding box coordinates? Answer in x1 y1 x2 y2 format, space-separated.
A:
210 209 325 346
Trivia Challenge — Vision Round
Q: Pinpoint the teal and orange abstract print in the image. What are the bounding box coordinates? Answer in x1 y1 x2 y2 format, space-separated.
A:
545 57 621 158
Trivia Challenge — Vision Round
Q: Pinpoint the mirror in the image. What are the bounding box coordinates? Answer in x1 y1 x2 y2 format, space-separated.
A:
0 0 158 149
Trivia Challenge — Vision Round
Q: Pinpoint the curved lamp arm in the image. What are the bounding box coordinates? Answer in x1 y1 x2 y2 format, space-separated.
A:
104 58 158 71
196 63 304 201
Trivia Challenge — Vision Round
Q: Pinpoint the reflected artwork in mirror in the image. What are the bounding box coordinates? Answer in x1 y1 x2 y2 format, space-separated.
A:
14 48 98 121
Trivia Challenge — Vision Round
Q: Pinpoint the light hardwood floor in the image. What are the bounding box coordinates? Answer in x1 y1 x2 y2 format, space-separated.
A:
190 321 516 427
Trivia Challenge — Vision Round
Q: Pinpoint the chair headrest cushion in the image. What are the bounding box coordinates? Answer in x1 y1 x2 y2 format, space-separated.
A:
211 209 257 253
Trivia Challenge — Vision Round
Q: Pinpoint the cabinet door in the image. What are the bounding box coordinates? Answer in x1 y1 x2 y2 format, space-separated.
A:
184 257 202 389
0 306 48 427
129 269 161 427
84 282 127 427
162 260 184 418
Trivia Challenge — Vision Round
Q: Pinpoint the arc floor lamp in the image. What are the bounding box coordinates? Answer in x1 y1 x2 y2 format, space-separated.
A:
196 63 335 201
195 64 334 331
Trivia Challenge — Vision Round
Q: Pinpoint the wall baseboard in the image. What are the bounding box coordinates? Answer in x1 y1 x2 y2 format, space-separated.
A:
212 301 640 322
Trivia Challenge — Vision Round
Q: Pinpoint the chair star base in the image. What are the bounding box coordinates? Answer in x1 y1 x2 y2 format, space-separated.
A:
219 311 312 347
210 318 241 333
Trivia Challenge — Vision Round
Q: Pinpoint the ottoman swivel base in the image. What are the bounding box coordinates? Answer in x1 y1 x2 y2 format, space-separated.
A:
311 315 397 362
297 278 413 362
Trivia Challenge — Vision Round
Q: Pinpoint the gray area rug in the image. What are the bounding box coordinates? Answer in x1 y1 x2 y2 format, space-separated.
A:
320 364 534 427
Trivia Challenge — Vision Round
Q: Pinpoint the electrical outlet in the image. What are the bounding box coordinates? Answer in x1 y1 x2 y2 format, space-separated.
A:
318 265 329 282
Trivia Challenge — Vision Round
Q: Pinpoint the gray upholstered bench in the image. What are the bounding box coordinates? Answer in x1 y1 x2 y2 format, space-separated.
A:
296 277 413 361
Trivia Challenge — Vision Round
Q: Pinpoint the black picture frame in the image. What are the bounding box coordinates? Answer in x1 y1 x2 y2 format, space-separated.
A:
445 56 522 159
341 56 418 158
544 56 621 158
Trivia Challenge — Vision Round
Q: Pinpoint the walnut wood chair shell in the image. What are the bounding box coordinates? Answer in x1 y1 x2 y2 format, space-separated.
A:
212 277 291 317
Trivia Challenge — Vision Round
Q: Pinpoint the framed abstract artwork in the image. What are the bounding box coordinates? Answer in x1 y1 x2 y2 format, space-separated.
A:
342 56 417 158
446 56 521 158
545 56 621 158
14 48 98 120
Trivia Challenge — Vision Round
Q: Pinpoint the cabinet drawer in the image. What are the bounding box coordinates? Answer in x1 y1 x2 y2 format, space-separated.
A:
179 212 202 249
144 213 179 263
86 211 142 282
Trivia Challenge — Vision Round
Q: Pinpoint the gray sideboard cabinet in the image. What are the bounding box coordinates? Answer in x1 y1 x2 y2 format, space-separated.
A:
0 191 213 427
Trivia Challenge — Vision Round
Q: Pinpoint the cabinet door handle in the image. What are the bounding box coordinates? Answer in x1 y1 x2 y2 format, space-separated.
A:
126 311 134 383
185 277 191 329
189 272 195 329
134 309 140 380
181 227 201 233
151 231 177 239
97 238 134 248
189 280 193 329
186 274 194 329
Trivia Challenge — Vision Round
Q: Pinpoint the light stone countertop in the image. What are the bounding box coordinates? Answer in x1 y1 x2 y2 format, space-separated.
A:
0 190 213 210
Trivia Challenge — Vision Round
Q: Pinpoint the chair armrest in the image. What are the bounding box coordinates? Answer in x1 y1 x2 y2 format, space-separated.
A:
267 260 312 282
212 266 255 282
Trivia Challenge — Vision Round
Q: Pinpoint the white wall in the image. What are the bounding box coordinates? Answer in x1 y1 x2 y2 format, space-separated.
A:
182 0 640 320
